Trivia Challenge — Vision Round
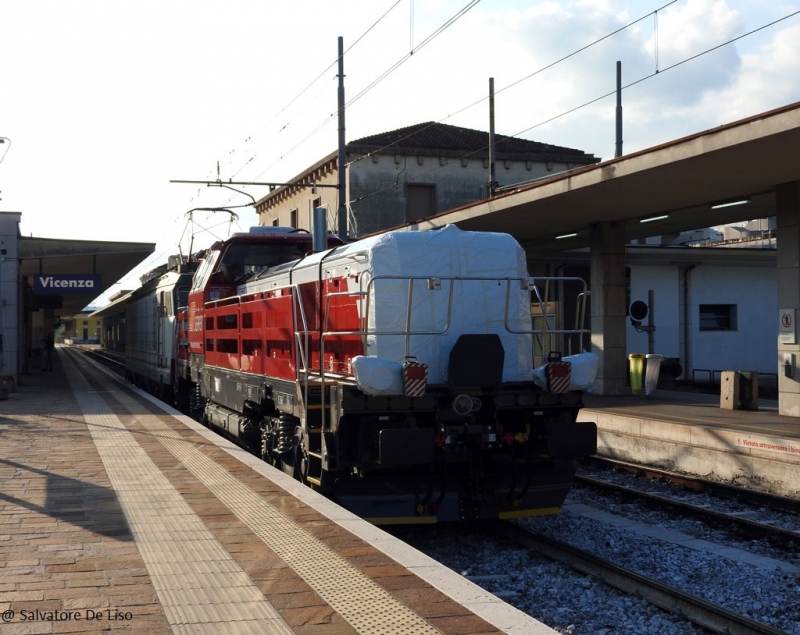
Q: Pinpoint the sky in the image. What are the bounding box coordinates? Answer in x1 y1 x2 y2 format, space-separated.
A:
1 0 799 303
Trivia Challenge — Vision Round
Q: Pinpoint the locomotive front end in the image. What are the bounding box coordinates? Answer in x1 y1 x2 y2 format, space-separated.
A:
318 226 598 523
178 224 597 525
331 340 597 524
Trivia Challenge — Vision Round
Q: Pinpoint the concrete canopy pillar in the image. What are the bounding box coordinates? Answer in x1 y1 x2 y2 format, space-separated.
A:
776 181 800 416
590 221 628 395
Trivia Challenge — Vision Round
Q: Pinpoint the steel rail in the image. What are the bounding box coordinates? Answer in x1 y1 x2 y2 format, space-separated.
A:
583 456 800 514
78 347 126 377
575 473 800 552
492 521 791 635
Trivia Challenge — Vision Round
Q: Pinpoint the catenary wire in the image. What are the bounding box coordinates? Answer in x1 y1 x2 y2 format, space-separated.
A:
346 0 483 109
217 0 484 205
345 0 676 169
349 8 800 206
215 1 405 188
186 1 405 222
513 8 800 139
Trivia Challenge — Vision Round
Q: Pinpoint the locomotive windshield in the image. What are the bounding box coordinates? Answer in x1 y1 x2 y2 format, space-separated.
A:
214 241 310 283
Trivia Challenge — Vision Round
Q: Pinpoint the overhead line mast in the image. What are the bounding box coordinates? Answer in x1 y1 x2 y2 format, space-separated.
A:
337 36 347 241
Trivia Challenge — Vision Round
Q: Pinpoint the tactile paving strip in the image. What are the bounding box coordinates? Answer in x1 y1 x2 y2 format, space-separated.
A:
77 355 443 634
132 407 441 635
64 354 294 635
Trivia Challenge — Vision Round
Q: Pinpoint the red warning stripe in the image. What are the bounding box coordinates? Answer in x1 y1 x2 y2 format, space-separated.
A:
547 361 571 393
403 361 428 397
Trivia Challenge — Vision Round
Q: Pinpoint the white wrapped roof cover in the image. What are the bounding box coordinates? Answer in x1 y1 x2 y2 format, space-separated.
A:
336 225 534 384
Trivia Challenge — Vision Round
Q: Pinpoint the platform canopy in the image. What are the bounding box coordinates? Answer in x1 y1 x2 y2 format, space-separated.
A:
412 101 800 253
19 236 155 320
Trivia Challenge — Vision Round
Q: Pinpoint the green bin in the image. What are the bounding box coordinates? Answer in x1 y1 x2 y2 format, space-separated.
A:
628 354 646 394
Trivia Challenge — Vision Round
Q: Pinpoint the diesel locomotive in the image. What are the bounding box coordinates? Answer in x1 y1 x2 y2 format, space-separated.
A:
125 224 597 523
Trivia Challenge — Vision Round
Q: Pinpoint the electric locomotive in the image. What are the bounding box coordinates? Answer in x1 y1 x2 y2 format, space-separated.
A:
172 223 597 523
125 255 196 401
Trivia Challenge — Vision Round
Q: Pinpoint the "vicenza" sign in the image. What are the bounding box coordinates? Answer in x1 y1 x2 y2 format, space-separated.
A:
34 275 103 295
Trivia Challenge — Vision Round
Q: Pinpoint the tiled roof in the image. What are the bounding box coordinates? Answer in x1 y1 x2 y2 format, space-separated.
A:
348 121 600 164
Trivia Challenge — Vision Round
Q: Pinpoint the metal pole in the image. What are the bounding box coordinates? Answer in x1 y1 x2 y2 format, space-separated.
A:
648 289 655 354
312 207 328 253
615 61 623 158
488 77 497 197
337 36 348 241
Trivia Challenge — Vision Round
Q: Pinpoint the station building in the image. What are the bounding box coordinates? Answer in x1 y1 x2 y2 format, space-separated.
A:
255 122 600 237
0 211 154 383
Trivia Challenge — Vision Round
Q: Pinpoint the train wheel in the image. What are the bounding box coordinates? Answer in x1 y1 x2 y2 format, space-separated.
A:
280 445 298 479
189 383 204 421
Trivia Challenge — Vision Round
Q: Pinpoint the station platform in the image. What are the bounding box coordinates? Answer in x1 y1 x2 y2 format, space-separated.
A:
0 347 554 635
582 389 800 498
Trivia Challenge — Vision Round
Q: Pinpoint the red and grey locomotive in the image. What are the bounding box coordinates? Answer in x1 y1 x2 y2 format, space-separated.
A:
133 224 597 523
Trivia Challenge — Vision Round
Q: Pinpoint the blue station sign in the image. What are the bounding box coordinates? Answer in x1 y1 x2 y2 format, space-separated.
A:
34 274 103 295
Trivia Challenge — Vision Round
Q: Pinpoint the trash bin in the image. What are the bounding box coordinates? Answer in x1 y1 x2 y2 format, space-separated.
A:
629 354 646 394
644 354 663 396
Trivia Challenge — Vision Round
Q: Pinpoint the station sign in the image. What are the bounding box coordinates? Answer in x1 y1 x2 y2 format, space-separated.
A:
779 308 797 344
33 274 103 295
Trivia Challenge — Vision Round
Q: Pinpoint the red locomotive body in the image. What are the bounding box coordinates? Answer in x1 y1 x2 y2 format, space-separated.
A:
163 225 596 523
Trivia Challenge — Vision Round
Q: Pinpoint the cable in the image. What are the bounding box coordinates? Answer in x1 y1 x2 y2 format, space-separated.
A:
345 1 676 168
347 0 483 109
240 0 484 190
193 1 407 220
515 8 800 139
215 1 405 190
494 2 676 102
654 9 660 73
0 137 11 165
349 9 800 206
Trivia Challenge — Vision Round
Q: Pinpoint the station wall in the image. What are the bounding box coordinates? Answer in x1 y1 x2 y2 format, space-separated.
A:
628 262 777 378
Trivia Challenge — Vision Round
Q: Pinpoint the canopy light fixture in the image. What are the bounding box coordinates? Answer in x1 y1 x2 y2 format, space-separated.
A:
556 232 579 239
710 198 750 210
640 214 669 223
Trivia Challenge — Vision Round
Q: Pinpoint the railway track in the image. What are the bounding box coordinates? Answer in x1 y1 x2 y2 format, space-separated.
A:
492 521 791 635
73 348 800 632
73 346 125 377
574 472 800 552
580 456 800 514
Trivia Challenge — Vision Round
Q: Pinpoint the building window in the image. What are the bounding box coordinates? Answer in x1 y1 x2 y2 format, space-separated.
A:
699 304 737 331
272 218 279 226
405 184 435 223
290 209 298 229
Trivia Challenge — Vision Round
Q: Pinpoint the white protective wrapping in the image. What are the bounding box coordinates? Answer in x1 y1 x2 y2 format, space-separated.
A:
351 356 404 395
532 351 599 392
341 225 534 385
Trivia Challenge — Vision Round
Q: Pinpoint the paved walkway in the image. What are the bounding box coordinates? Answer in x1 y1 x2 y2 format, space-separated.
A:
0 354 167 634
0 348 550 635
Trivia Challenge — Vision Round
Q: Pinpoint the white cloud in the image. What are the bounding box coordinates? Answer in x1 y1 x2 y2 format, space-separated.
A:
1 0 799 268
704 20 800 121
